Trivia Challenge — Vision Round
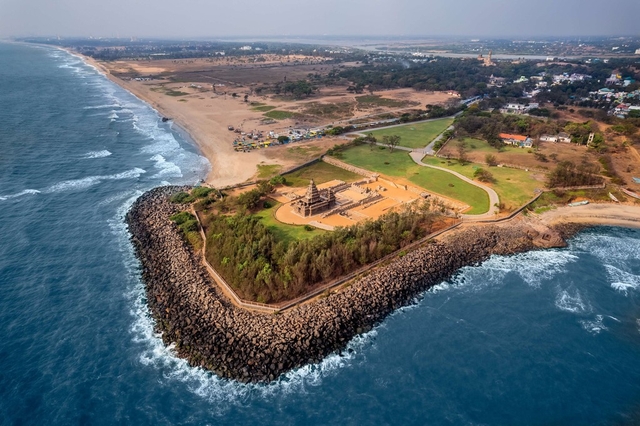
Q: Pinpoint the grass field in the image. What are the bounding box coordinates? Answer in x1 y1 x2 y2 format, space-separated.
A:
257 164 283 179
355 95 414 108
366 118 454 149
165 89 189 97
252 105 276 112
286 145 324 160
422 156 542 210
448 138 532 156
339 145 490 214
284 161 360 187
264 110 296 120
255 202 325 244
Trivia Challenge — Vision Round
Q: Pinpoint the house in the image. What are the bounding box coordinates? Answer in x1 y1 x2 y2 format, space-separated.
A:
557 132 571 143
540 134 558 142
500 103 527 114
606 74 622 85
598 88 615 96
500 133 533 148
614 104 630 116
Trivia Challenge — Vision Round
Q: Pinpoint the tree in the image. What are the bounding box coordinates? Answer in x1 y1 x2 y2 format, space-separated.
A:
363 134 378 151
383 135 401 153
457 141 469 165
473 168 495 183
485 153 498 166
546 161 603 188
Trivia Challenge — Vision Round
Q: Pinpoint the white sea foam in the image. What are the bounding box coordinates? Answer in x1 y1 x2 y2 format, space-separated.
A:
112 178 376 405
81 150 112 159
83 104 121 110
604 264 640 295
580 315 608 335
150 154 183 179
573 232 640 262
555 287 590 314
0 189 41 201
45 168 146 193
434 249 578 295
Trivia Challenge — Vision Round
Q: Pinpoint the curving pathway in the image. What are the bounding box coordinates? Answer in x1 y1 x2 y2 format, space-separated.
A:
409 151 500 218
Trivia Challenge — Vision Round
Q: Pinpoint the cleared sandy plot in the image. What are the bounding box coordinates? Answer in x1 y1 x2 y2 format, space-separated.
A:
273 176 441 230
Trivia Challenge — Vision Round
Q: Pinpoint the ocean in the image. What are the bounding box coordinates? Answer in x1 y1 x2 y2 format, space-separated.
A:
1 42 640 426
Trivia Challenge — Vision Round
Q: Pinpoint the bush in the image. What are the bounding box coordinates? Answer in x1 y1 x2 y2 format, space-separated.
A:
191 186 214 199
269 175 286 186
170 192 193 204
170 211 199 233
534 152 548 162
485 154 498 166
473 168 495 183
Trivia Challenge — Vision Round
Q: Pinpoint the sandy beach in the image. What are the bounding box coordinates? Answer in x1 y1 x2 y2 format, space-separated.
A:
538 203 640 229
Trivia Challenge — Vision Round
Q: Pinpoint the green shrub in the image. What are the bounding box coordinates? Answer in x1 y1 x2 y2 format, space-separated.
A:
170 211 196 225
191 187 214 198
269 175 286 185
170 192 193 204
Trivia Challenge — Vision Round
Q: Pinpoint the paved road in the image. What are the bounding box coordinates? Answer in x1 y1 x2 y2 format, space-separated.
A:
423 125 454 155
409 151 500 218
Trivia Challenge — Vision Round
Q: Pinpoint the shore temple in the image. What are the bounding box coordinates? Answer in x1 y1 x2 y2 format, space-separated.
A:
292 180 336 217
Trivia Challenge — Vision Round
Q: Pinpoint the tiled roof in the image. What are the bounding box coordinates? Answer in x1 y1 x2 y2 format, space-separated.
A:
499 133 528 141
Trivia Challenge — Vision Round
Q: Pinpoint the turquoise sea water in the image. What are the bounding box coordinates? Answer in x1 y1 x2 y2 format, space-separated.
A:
1 42 640 425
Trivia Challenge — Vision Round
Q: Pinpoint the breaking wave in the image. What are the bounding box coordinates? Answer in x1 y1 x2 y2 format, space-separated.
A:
81 150 112 159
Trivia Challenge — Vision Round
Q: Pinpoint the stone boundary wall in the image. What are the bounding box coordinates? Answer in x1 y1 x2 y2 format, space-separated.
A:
322 156 379 178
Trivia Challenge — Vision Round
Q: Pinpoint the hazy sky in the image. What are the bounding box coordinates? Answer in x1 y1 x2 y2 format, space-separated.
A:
1 0 639 39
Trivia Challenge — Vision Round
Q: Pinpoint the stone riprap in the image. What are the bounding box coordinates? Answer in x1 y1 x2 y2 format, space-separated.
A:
126 186 568 382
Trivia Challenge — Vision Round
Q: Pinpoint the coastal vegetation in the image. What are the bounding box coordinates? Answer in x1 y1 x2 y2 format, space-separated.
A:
202 199 445 303
546 161 604 188
169 211 202 250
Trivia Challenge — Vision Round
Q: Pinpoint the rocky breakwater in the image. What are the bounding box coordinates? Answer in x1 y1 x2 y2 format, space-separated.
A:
126 186 568 382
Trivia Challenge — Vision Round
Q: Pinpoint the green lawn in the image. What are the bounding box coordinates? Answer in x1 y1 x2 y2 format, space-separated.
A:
165 89 189 97
254 202 325 244
264 110 296 120
284 161 361 187
339 145 489 214
252 105 276 112
422 156 542 210
355 95 413 108
257 164 283 179
366 118 454 149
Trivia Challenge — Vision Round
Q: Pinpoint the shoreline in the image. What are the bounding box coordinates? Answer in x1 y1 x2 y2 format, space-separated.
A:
124 187 640 383
60 48 348 188
56 47 235 186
